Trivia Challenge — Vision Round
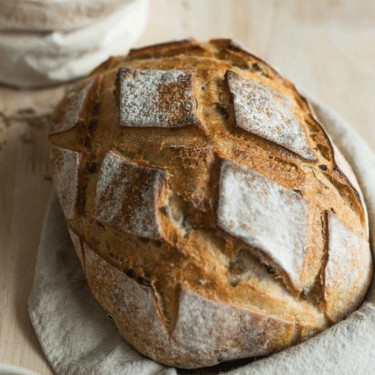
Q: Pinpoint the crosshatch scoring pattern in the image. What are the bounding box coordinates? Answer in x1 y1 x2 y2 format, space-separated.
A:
49 39 372 367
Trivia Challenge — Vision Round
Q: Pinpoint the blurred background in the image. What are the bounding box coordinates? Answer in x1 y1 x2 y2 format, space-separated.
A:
1 1 374 374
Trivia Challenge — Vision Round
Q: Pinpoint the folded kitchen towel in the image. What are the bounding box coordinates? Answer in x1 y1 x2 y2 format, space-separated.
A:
0 0 149 89
28 100 375 375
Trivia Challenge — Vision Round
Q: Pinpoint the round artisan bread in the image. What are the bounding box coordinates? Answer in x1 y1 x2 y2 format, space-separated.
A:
49 39 372 368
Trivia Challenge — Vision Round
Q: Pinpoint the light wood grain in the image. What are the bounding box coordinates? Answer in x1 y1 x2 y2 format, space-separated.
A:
0 1 374 374
0 87 65 375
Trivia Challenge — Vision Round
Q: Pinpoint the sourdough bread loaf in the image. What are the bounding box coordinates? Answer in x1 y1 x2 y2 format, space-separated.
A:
49 39 372 368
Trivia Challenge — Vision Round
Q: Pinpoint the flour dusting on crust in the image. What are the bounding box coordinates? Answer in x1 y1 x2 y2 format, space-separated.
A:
84 242 294 367
173 287 294 360
217 159 309 289
226 71 316 160
94 150 167 239
51 146 82 219
324 213 372 321
117 68 200 128
50 77 95 134
84 244 169 340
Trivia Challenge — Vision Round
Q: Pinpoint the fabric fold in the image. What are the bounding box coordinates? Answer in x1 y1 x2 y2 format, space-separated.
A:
29 101 375 375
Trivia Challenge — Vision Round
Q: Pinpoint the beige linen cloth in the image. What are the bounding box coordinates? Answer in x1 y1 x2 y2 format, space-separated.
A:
0 0 149 89
28 101 375 375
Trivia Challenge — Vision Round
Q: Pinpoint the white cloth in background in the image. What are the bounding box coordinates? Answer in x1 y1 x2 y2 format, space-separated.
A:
0 0 149 89
28 101 375 375
0 0 137 31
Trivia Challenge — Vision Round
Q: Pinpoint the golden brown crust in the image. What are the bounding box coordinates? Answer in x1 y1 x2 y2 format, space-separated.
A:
50 39 372 368
128 38 209 60
84 243 295 368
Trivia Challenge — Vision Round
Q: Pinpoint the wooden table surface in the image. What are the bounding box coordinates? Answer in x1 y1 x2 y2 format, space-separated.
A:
1 1 374 374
